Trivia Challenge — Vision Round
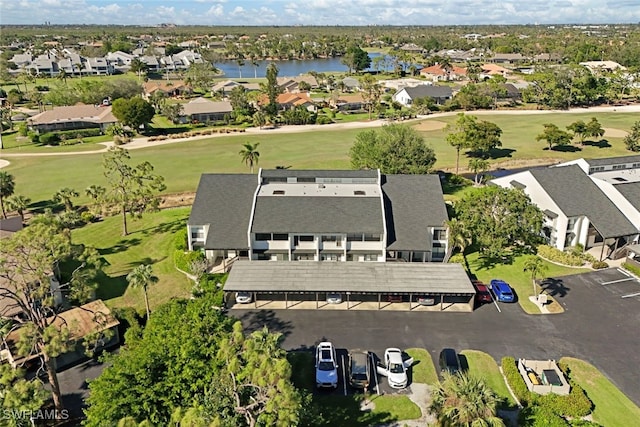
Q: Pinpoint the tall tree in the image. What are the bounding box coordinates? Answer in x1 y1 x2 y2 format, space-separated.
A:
111 97 155 132
184 62 218 93
445 113 475 174
430 372 505 427
341 45 371 74
129 58 148 82
523 255 549 297
359 74 382 120
0 363 49 419
536 123 572 151
261 63 281 117
52 187 79 212
162 103 183 124
623 121 640 152
101 147 166 236
0 171 15 219
350 124 436 174
126 264 158 321
0 222 98 412
468 158 490 185
455 186 543 258
239 142 260 173
567 120 588 145
585 117 605 142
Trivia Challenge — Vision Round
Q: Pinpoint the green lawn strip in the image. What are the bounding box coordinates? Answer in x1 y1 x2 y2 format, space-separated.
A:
467 252 589 314
287 351 420 426
560 357 640 426
70 207 192 311
460 350 515 407
405 348 438 385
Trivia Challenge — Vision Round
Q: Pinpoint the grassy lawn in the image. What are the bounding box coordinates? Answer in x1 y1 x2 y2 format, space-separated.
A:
460 350 515 408
466 252 589 314
70 207 192 311
287 351 421 426
4 111 639 207
560 357 640 426
405 348 439 385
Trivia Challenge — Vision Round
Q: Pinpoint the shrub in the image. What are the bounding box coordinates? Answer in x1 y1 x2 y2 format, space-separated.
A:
56 128 102 138
29 132 40 143
501 357 533 405
537 245 584 266
539 381 592 417
80 211 96 223
591 260 609 269
316 115 333 125
39 132 60 145
448 253 465 266
519 405 569 427
113 136 124 145
173 249 205 273
173 230 188 251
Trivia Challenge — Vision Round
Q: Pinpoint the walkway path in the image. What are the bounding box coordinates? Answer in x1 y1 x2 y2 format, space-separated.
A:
2 104 640 168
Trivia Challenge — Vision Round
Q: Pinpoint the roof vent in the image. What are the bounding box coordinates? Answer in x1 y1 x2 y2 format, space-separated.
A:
354 190 366 196
318 184 326 189
272 190 285 195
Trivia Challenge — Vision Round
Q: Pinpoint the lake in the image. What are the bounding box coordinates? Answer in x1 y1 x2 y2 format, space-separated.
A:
213 53 391 79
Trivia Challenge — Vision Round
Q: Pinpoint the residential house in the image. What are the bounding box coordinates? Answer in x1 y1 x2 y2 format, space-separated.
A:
187 169 449 264
142 80 192 99
480 63 511 78
419 64 467 82
84 57 113 75
341 76 360 91
393 85 453 107
28 104 117 133
9 53 32 68
211 80 242 96
277 75 319 93
579 60 626 74
488 53 526 64
139 55 160 72
181 97 233 123
1 300 120 369
380 78 431 92
399 43 425 54
27 56 59 77
491 158 640 259
331 93 367 112
106 50 134 66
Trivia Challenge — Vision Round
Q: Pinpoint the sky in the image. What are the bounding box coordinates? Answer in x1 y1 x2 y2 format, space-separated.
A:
2 0 640 26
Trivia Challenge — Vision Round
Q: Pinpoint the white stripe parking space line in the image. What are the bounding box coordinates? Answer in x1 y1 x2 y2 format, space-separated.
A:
621 292 640 299
618 268 631 277
600 278 635 286
342 354 348 396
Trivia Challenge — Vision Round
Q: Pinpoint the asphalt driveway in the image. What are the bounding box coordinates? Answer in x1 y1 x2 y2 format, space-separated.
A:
233 268 640 406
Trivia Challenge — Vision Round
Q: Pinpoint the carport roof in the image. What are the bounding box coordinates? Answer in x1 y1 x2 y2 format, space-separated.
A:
224 261 475 294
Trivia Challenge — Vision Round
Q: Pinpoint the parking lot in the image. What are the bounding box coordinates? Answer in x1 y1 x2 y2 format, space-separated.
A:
234 268 640 407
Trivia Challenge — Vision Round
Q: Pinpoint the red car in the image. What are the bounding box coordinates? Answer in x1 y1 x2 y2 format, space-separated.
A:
472 280 492 304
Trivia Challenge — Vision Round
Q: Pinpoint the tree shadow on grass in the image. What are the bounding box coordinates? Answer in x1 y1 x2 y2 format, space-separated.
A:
551 145 582 152
98 237 142 255
95 273 128 301
484 147 516 160
126 256 167 268
583 139 611 148
135 218 185 236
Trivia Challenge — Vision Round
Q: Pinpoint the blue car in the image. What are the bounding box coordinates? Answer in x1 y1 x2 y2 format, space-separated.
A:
490 279 515 302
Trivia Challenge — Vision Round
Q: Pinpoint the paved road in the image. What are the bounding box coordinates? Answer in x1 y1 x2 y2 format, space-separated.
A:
233 268 640 407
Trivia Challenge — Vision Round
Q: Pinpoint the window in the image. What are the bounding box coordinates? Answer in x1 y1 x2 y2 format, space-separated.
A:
363 254 378 261
347 233 362 242
295 253 315 261
321 253 339 261
363 234 381 242
255 233 271 241
299 235 314 242
272 233 289 241
272 190 285 195
433 229 447 241
353 190 366 196
190 227 205 240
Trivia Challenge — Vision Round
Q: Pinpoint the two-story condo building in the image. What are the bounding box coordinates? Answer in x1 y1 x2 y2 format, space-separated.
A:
188 169 449 265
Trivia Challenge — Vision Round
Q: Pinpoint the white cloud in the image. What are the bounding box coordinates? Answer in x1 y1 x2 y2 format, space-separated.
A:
206 4 224 16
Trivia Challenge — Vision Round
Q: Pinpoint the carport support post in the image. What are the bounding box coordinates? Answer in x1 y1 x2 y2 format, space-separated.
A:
440 294 443 311
347 292 350 310
254 292 257 309
600 239 606 261
316 292 318 309
378 293 381 310
285 292 288 309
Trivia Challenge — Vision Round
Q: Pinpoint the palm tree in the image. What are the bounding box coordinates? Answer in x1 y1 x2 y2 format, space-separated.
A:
85 184 106 215
468 158 490 186
0 171 16 218
56 69 68 85
126 264 158 321
53 187 79 212
430 372 505 427
446 218 472 269
523 255 548 297
5 194 31 222
239 142 260 173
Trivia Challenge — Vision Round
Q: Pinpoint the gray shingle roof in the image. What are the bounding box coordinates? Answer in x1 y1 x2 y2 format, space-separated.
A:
615 182 640 212
402 85 453 100
251 197 384 234
224 260 474 294
261 170 378 179
188 174 257 249
382 174 448 251
586 155 640 167
531 165 638 238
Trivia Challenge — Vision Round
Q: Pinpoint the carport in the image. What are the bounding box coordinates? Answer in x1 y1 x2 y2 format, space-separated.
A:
224 261 476 311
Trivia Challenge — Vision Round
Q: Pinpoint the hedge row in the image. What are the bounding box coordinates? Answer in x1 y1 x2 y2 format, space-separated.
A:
622 262 640 277
537 245 585 266
501 356 533 405
147 127 246 142
173 249 205 273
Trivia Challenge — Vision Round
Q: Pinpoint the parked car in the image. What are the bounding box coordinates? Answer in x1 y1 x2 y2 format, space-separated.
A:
472 280 492 304
490 279 515 303
386 294 403 303
376 348 413 389
326 293 342 304
235 292 252 304
315 342 339 389
439 348 461 374
416 295 436 306
348 349 371 389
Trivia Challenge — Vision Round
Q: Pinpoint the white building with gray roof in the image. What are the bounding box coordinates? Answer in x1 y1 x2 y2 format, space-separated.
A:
188 169 449 264
491 156 640 259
